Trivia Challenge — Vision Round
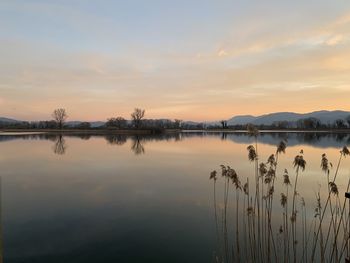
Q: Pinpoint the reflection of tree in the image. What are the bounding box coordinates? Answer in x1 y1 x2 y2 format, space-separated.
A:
52 135 67 155
77 134 91 140
105 135 127 145
131 136 145 155
335 133 347 142
221 132 227 140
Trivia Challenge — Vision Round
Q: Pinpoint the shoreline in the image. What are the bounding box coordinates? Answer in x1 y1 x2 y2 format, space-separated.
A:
0 128 350 134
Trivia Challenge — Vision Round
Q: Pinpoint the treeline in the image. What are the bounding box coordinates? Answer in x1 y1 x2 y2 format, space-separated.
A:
209 116 350 130
2 108 350 130
0 108 183 130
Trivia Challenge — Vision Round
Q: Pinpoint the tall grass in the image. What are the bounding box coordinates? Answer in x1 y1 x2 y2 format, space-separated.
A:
210 127 350 263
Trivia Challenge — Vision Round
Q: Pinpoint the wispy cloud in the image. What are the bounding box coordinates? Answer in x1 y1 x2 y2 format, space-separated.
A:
1 1 350 120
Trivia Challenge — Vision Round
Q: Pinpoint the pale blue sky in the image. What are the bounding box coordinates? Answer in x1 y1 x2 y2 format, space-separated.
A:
1 0 350 120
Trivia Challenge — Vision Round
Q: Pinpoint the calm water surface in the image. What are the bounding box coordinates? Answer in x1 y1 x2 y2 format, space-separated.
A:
0 132 350 262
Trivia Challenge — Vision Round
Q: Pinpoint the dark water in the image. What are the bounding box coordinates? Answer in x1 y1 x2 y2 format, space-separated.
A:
0 132 350 262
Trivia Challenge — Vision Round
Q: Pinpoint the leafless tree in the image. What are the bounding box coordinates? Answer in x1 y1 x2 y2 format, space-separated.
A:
131 108 145 129
52 108 68 129
220 120 227 129
174 119 182 129
106 117 127 129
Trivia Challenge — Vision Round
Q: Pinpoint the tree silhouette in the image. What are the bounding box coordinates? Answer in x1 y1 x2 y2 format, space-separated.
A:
174 119 182 129
220 120 227 129
131 108 145 129
52 108 68 129
106 117 127 129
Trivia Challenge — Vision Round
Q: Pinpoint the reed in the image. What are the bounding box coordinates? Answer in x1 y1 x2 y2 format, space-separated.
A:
209 126 350 263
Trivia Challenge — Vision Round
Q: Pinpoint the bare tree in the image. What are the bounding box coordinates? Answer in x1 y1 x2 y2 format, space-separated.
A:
52 108 68 129
131 108 145 129
115 117 127 128
174 119 182 129
220 120 227 129
106 117 127 129
334 119 346 129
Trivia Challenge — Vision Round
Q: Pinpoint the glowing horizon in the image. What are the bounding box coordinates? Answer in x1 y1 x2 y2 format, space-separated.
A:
1 1 350 122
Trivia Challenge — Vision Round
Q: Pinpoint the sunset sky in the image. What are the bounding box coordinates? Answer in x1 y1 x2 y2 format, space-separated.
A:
1 0 350 121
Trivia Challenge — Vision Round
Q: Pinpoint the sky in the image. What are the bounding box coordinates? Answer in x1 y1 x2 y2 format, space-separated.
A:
1 0 350 121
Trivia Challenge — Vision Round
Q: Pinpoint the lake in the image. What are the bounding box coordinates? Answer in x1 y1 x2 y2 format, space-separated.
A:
0 132 350 262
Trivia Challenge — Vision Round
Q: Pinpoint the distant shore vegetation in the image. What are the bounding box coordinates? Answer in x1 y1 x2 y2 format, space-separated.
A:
1 108 350 131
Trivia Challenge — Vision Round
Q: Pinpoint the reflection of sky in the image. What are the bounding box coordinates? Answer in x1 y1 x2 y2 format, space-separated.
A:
0 134 349 261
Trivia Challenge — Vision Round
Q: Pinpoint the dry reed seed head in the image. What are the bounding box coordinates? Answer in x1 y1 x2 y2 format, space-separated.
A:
268 186 274 196
265 167 276 184
247 124 259 137
227 168 241 190
220 165 227 177
267 154 276 166
283 171 291 186
233 179 242 190
280 193 287 207
210 170 217 180
328 182 339 195
264 176 272 184
293 155 306 171
341 146 350 157
321 153 329 173
247 145 257 161
259 163 268 177
276 140 287 155
227 167 237 179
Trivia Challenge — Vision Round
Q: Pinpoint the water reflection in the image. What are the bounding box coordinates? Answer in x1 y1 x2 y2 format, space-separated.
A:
131 136 145 155
52 135 67 155
105 134 127 146
0 131 350 150
1 132 350 158
0 131 350 262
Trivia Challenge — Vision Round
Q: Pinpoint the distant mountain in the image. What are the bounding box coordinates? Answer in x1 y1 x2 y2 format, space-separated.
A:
0 117 21 123
226 110 350 126
2 110 350 128
227 115 256 125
